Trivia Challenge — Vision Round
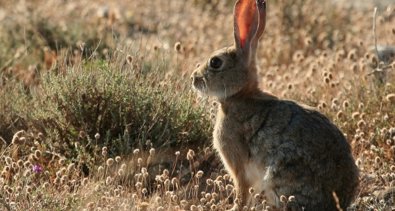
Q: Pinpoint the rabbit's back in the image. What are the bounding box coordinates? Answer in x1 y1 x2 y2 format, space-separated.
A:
247 99 359 210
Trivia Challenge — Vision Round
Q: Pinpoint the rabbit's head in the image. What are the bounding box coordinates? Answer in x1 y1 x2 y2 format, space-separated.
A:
191 0 266 99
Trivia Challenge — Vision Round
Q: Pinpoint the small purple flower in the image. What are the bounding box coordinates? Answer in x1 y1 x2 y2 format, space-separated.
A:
32 164 43 173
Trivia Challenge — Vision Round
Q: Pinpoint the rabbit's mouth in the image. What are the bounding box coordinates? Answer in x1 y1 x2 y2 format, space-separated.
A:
191 75 207 94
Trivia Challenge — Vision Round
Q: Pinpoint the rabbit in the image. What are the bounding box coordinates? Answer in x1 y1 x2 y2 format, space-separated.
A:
190 0 359 210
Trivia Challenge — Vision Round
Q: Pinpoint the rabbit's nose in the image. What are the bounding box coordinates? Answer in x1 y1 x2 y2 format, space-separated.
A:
190 71 199 81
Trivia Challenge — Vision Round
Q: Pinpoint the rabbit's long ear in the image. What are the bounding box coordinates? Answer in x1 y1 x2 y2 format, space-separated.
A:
234 0 266 58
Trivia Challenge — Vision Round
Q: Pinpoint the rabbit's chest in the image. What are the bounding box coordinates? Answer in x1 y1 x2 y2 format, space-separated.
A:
213 116 246 152
212 114 258 171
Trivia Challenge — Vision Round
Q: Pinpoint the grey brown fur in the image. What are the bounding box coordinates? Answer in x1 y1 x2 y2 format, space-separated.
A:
191 0 359 210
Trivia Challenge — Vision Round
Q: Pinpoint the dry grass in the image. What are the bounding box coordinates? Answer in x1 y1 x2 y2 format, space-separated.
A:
1 0 395 210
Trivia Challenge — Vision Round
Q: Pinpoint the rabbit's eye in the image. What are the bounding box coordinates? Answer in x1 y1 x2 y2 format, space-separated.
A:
209 57 223 70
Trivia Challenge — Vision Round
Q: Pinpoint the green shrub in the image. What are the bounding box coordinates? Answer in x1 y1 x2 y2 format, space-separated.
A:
0 47 211 158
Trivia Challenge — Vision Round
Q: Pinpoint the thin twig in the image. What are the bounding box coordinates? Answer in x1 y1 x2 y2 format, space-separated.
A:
373 7 380 60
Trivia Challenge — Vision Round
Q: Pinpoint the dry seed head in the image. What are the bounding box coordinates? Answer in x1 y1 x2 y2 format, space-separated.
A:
352 112 360 120
287 83 293 90
221 174 229 181
82 178 89 186
98 166 104 173
165 191 172 197
87 202 95 210
5 157 12 165
336 111 344 119
155 175 162 183
196 170 204 178
118 168 125 176
187 149 195 160
358 103 364 110
142 188 148 195
60 175 68 184
304 37 312 46
37 132 44 139
200 192 206 198
342 100 349 109
58 158 66 165
78 131 86 139
226 184 234 191
357 120 366 129
249 187 255 194
133 149 140 155
171 177 178 185
324 77 330 84
375 156 381 165
59 167 66 175
219 184 225 191
24 161 31 168
385 93 395 103
175 151 180 156
164 179 171 187
155 196 162 204
26 185 32 194
137 158 143 165
174 42 182 52
280 195 287 203
288 195 296 202
190 205 198 211
180 199 188 208
12 130 25 144
106 158 114 167
41 182 49 189
55 170 62 178
67 163 75 172
135 182 142 189
17 160 23 168
149 148 155 156
94 133 100 140
3 185 10 191
105 176 112 185
171 194 178 202
162 169 169 177
141 167 147 174
5 186 12 194
16 185 22 192
135 173 142 180
386 139 392 146
119 164 126 172
351 63 358 72
102 149 108 157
